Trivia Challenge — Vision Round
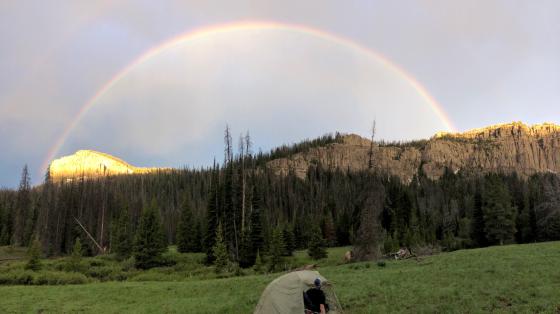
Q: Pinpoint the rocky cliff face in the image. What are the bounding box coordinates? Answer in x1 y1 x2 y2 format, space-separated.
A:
267 122 560 182
49 150 164 182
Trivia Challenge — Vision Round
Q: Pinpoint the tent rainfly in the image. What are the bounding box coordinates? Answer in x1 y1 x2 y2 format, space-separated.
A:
254 270 342 314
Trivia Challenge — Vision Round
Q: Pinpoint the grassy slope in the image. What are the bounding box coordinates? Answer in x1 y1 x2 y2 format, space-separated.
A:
1 243 559 313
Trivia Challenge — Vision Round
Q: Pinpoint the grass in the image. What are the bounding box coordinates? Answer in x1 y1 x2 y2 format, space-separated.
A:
1 243 559 313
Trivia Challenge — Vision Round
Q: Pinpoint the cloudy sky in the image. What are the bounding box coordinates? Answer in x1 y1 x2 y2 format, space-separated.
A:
1 1 559 187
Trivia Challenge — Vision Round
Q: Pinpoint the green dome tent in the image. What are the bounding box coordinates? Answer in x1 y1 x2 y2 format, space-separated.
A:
254 270 343 314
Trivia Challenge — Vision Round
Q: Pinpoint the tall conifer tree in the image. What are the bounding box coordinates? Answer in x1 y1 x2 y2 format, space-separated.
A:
482 175 517 245
14 165 31 246
177 195 197 253
352 186 384 261
268 226 285 271
205 165 220 264
133 199 166 269
111 207 132 260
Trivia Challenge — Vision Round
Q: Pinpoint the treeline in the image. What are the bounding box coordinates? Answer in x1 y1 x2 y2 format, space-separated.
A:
1 130 560 268
254 132 344 163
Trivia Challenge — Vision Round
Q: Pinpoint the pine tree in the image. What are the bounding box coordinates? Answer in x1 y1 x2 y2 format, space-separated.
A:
238 189 265 268
352 188 384 261
133 199 167 269
14 165 31 246
205 166 220 264
25 235 42 271
268 226 285 271
471 185 487 247
23 201 37 247
307 224 328 260
238 231 253 268
253 250 263 273
67 237 83 272
222 125 239 260
482 175 517 246
322 213 337 247
213 223 229 273
282 224 295 256
191 221 203 252
335 211 351 246
249 191 264 257
111 208 132 260
177 195 197 253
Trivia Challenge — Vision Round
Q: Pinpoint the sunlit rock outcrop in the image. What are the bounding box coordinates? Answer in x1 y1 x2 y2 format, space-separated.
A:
49 150 164 182
267 122 560 182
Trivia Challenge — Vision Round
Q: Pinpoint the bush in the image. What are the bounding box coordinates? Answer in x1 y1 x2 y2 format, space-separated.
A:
88 259 106 267
121 257 136 271
63 258 85 273
377 261 386 268
0 270 34 285
85 265 125 281
0 270 89 285
34 271 90 285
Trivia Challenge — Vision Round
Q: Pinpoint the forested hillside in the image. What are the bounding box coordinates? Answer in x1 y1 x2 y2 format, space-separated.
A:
1 127 560 270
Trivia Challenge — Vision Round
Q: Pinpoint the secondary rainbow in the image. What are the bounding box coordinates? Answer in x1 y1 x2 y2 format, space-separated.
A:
41 21 457 175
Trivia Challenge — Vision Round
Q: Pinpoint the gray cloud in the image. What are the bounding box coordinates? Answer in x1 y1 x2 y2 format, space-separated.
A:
1 0 559 187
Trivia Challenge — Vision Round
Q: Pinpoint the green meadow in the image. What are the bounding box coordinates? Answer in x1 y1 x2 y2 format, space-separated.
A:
1 243 559 313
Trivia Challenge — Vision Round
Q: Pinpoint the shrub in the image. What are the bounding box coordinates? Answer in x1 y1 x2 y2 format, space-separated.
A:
34 271 89 285
121 257 136 271
0 270 34 285
85 265 124 281
0 270 89 286
88 258 106 267
377 261 386 268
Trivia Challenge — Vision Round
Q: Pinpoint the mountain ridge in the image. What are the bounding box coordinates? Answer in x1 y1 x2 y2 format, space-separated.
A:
267 121 560 182
48 122 560 182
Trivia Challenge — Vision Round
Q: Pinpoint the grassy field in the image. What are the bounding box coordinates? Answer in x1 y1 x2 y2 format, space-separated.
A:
1 243 559 313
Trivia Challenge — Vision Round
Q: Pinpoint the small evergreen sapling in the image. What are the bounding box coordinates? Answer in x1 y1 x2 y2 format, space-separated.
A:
307 225 328 260
67 237 83 272
25 236 42 271
253 250 263 273
213 223 230 273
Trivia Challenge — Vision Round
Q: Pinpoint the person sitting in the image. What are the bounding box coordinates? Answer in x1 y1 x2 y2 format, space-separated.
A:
304 278 327 314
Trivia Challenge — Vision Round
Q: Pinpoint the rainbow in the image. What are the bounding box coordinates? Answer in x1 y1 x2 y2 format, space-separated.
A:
41 21 456 175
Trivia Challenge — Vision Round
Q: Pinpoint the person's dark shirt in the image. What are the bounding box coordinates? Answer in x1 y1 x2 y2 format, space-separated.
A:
305 287 326 312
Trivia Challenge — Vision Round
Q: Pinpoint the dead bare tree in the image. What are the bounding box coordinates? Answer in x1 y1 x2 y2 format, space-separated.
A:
74 217 106 254
368 120 376 170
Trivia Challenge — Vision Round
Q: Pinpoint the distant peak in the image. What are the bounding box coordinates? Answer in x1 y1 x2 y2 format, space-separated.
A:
49 150 166 182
